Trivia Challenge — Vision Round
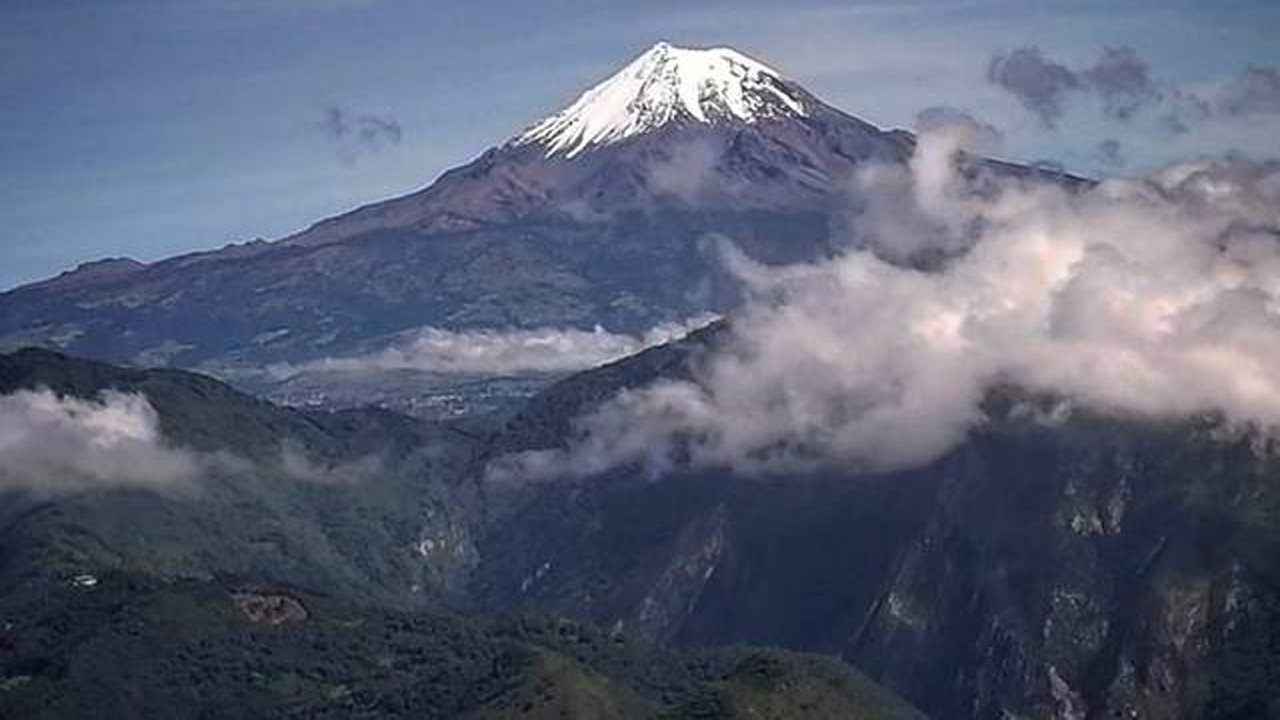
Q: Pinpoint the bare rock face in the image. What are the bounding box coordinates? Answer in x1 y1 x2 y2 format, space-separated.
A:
231 591 309 625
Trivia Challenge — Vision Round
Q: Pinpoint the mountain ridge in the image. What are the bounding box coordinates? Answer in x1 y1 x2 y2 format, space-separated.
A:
0 41 1080 419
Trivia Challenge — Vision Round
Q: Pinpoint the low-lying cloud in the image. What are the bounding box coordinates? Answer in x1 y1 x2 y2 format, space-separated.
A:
495 120 1280 480
286 318 718 378
0 389 199 495
0 388 392 495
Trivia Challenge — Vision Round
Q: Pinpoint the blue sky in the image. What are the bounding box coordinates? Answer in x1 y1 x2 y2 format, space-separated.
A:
2 0 1278 289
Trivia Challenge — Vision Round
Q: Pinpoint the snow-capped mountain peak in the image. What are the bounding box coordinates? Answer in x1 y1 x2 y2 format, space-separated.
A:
514 42 808 158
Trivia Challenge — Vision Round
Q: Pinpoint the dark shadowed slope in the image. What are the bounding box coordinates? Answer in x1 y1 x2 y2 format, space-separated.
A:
470 328 1280 719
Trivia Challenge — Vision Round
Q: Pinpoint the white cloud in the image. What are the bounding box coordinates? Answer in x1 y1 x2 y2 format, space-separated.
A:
286 317 718 378
0 387 400 494
0 388 199 495
494 127 1280 480
278 443 384 485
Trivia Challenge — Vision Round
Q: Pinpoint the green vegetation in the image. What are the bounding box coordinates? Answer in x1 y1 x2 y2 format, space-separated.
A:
0 574 922 719
17 343 1280 717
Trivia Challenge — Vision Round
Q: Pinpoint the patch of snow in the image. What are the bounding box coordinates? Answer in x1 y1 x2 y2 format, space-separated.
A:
515 42 807 158
70 573 98 588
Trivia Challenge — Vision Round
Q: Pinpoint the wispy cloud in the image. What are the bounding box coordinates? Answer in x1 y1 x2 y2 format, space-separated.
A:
913 106 1003 154
1095 138 1124 167
316 105 404 164
986 47 1082 127
278 443 384 485
1079 46 1158 121
987 45 1158 127
0 387 391 495
987 45 1280 132
1217 65 1280 117
282 317 718 378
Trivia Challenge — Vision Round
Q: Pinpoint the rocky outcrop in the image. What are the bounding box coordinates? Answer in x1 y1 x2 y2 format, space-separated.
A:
231 591 309 625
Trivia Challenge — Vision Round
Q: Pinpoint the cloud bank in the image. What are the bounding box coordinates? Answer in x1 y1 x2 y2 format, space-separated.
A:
288 317 718 378
497 123 1280 480
0 389 199 495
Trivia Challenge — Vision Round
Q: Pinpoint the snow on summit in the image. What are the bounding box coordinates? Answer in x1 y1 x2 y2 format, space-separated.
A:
516 42 808 158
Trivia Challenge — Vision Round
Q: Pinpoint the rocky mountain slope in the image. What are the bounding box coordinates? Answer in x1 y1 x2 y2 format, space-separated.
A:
0 42 1070 383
